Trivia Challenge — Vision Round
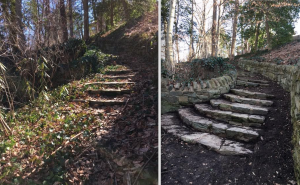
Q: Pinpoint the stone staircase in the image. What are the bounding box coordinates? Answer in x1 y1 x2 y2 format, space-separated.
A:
162 77 275 156
71 65 136 107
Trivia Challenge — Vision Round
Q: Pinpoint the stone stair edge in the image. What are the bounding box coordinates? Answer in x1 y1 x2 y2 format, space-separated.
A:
178 108 261 142
162 113 253 156
194 104 265 127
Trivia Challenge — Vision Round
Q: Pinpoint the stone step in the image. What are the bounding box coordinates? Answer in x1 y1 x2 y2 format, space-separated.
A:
210 99 269 115
195 104 265 127
230 89 275 100
236 80 269 87
237 77 269 84
223 94 273 107
89 100 126 106
178 108 261 142
88 89 131 95
105 70 132 75
162 113 253 155
70 99 126 106
103 75 135 79
84 82 135 86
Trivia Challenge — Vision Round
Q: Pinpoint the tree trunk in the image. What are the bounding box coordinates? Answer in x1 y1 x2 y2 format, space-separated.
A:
254 22 261 52
45 0 50 46
175 0 180 63
15 0 26 49
166 0 176 73
230 0 239 60
121 0 130 20
99 0 105 32
82 0 89 40
110 0 114 27
265 13 271 50
35 0 41 47
68 0 74 38
211 0 217 57
60 0 68 42
202 0 207 58
91 0 98 33
216 0 223 56
189 0 194 61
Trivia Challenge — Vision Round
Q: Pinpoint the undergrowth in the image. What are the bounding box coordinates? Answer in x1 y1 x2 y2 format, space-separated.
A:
162 57 236 85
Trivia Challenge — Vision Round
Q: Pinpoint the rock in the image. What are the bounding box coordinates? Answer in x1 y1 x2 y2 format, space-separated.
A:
223 94 273 107
161 113 253 155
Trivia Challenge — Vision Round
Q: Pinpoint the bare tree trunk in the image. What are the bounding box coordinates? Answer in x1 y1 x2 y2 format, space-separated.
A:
254 22 261 52
60 0 68 42
15 0 26 49
202 0 207 58
121 0 130 20
216 0 223 56
110 0 114 27
163 19 168 60
211 0 217 57
82 0 89 40
45 0 50 46
99 0 105 32
91 0 98 33
189 0 194 61
230 0 239 60
68 0 74 38
175 0 180 63
166 0 176 73
265 13 271 50
35 0 41 48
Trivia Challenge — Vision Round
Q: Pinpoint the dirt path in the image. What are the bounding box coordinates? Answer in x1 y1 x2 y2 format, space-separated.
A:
162 71 295 184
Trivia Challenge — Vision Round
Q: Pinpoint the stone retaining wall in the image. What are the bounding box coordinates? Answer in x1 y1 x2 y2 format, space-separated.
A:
162 73 237 114
238 59 300 183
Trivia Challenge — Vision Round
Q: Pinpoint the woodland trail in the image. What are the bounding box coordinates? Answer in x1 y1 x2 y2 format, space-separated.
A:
65 63 157 185
162 70 295 184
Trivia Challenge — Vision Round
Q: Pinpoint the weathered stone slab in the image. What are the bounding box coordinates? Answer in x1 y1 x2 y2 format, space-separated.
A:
195 104 264 127
178 108 260 142
210 99 269 115
161 113 253 155
223 94 273 106
237 77 269 84
219 140 253 155
237 80 263 87
231 89 275 100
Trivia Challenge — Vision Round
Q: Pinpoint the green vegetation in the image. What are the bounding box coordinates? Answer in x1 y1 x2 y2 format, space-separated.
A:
162 57 236 85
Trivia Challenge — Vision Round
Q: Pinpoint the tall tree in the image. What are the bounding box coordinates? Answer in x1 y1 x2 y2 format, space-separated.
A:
230 0 239 60
91 0 98 32
60 0 68 42
68 0 74 38
211 0 217 57
188 0 194 61
121 0 130 21
254 22 260 52
15 0 26 49
166 0 176 73
44 0 50 46
216 0 224 56
202 0 207 58
110 0 114 27
175 0 180 63
82 0 89 40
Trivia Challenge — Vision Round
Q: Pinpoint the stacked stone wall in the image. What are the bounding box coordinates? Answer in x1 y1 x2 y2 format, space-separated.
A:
238 59 300 183
162 73 237 114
